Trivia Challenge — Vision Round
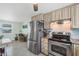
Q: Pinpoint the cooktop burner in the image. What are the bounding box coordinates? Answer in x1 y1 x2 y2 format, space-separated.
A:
51 32 71 44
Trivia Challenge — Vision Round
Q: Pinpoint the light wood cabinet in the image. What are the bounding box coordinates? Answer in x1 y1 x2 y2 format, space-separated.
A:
31 16 36 21
55 10 60 20
75 4 79 28
31 4 79 28
70 5 76 28
31 13 43 21
32 15 38 21
43 12 52 29
70 4 79 28
52 11 56 21
73 44 79 56
60 7 71 20
52 9 63 21
59 9 63 20
38 14 43 21
64 7 71 19
52 7 71 21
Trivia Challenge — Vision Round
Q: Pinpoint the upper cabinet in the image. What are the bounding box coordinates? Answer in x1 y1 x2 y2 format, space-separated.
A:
38 14 43 21
31 16 35 21
62 7 71 19
70 5 76 28
52 7 71 21
71 4 79 28
52 9 62 21
52 11 56 21
31 13 43 21
55 10 61 20
75 4 79 28
43 12 52 29
31 15 38 21
31 4 79 28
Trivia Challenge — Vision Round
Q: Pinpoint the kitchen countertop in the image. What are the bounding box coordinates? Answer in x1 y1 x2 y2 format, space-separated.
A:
71 38 79 44
0 39 13 47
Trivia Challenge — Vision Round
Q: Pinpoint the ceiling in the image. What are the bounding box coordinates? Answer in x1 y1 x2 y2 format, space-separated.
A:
0 3 73 22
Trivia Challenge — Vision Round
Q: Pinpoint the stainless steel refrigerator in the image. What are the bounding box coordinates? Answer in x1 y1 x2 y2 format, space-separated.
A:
29 20 44 55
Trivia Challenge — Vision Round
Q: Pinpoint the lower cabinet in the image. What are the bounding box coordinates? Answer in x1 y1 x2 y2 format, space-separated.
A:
73 44 79 56
41 37 48 55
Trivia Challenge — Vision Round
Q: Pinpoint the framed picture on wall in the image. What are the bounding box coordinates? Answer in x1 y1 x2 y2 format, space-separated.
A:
2 24 12 28
2 24 12 33
2 29 12 33
22 24 28 29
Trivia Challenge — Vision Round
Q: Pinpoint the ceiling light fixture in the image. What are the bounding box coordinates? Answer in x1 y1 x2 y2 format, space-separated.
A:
33 3 38 11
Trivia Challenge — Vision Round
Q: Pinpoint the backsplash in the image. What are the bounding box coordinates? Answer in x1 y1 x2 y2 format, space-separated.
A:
71 28 79 39
50 20 71 32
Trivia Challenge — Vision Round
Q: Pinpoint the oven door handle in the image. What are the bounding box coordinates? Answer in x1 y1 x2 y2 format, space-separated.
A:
62 44 71 47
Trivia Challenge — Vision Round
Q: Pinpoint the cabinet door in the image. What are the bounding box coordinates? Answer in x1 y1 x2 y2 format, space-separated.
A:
55 10 60 20
76 45 79 56
75 4 79 28
52 11 56 21
65 7 71 19
43 14 49 29
73 44 79 56
38 14 43 21
71 4 79 28
52 10 62 21
71 5 76 28
59 9 63 20
31 16 35 21
35 15 39 21
61 7 71 19
31 14 43 21
43 12 52 29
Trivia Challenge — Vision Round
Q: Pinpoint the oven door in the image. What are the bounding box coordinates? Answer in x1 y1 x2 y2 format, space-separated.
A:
49 40 72 56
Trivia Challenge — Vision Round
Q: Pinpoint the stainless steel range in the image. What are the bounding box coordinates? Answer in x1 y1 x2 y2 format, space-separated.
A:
48 32 72 56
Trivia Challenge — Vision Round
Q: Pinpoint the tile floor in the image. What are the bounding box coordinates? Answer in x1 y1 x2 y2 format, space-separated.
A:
5 41 44 56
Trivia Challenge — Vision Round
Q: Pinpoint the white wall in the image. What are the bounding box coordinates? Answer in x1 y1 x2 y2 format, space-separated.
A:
0 20 22 40
21 19 31 48
21 19 31 36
